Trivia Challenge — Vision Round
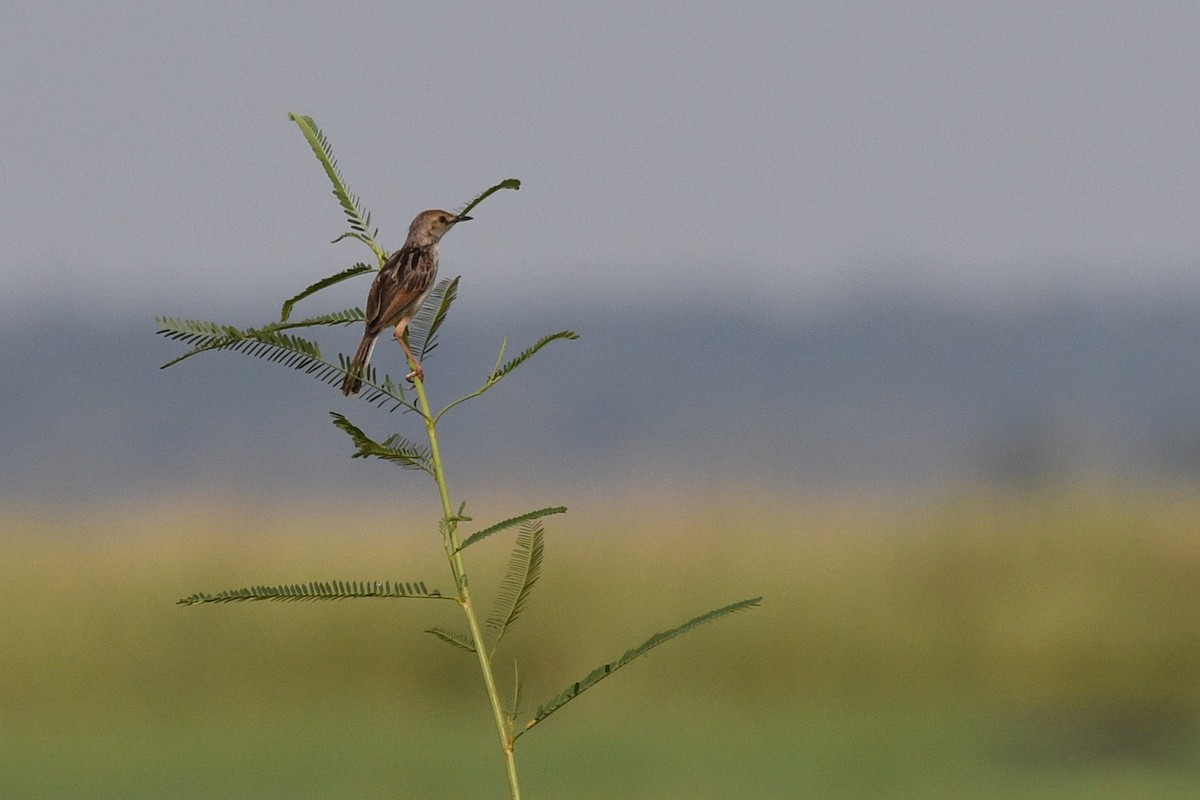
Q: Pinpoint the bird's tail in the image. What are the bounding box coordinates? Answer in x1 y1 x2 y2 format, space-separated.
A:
341 334 377 396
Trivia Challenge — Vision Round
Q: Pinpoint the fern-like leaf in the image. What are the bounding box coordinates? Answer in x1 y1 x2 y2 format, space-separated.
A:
157 317 310 367
157 310 364 369
457 506 567 552
424 627 477 653
407 276 459 362
490 331 579 383
178 580 447 605
281 263 374 321
157 318 325 367
278 307 365 329
157 309 361 359
156 317 413 411
519 596 763 736
156 318 243 367
330 412 431 473
288 113 384 263
485 521 545 655
457 178 521 218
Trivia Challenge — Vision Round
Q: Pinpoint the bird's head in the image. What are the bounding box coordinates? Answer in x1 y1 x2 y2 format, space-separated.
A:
408 209 472 246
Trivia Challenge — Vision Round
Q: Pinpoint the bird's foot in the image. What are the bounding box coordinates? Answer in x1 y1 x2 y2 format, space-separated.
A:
405 366 425 383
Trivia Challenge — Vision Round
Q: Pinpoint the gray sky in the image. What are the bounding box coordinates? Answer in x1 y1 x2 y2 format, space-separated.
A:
4 2 1199 323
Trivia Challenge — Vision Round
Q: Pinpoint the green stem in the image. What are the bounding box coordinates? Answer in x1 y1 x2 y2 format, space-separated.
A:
412 376 522 800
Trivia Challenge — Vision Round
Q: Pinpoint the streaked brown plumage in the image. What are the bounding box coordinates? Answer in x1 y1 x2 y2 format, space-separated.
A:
341 209 471 395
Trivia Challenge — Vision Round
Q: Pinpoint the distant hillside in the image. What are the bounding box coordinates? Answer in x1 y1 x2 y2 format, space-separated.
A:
5 295 1200 502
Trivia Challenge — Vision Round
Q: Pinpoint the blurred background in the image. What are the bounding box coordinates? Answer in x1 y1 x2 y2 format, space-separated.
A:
3 3 1199 797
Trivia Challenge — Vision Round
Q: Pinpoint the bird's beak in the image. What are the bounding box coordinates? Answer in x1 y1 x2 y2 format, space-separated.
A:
455 215 473 223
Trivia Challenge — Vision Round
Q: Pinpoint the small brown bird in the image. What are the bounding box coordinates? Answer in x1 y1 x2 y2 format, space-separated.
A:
341 209 471 395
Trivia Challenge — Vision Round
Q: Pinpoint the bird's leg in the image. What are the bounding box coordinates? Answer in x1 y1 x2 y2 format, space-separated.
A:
394 321 423 382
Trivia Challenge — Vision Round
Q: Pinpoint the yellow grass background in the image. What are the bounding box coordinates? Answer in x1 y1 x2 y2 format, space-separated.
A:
3 483 1199 797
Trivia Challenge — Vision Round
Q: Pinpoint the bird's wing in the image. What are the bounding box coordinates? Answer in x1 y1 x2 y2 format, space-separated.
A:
365 245 435 334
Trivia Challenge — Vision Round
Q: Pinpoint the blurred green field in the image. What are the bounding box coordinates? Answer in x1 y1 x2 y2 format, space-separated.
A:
3 483 1199 798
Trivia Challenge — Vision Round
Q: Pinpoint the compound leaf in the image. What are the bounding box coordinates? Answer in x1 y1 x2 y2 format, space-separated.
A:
288 113 383 262
520 596 762 737
178 580 447 605
457 178 520 218
458 506 566 552
329 412 432 473
425 627 477 653
485 522 545 655
407 277 459 363
281 263 374 321
490 331 579 383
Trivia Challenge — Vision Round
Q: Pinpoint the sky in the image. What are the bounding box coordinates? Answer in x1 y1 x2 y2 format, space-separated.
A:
3 2 1200 325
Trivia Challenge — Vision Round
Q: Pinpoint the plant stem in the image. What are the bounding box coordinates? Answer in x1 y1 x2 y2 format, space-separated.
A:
413 376 522 800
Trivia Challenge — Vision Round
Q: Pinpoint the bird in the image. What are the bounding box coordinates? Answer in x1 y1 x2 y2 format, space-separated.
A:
341 209 471 395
